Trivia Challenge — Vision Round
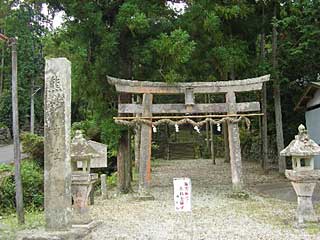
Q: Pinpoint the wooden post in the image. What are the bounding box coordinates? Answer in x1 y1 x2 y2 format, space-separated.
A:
205 95 210 152
138 93 154 200
134 125 141 171
261 82 268 170
210 121 216 164
223 122 230 163
117 132 130 193
166 125 170 160
226 91 242 191
117 93 131 193
11 39 25 224
127 130 132 182
134 95 141 172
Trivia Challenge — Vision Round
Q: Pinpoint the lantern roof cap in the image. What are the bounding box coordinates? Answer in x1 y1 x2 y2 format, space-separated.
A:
71 130 99 160
280 124 320 157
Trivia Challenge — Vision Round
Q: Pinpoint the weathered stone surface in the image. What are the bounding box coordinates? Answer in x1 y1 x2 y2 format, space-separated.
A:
290 180 319 224
71 131 107 170
282 125 320 224
296 196 318 223
101 174 107 199
86 140 107 168
280 124 320 157
71 172 98 224
71 131 96 173
44 58 72 231
285 169 320 182
291 182 316 197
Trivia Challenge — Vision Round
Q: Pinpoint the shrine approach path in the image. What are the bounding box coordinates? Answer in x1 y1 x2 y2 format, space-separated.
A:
88 158 320 240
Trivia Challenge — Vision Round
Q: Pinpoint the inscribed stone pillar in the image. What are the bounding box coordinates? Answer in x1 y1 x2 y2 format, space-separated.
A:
226 91 242 191
44 58 72 230
139 94 154 199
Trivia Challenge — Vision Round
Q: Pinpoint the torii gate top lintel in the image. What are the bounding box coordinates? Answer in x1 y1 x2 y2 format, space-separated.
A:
107 74 270 94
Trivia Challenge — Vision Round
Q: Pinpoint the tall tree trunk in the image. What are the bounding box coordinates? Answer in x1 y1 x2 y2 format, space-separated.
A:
30 77 35 134
0 42 4 97
261 4 268 170
272 1 285 173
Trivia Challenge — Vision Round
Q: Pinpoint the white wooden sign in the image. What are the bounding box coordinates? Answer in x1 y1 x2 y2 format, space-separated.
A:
173 178 191 212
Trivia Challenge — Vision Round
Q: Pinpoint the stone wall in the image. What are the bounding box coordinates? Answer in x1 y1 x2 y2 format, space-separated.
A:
0 127 12 145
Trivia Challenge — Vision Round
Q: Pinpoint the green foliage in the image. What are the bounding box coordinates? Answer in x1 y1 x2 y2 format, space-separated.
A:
0 122 7 128
2 0 319 161
71 119 100 141
1 3 46 131
0 160 44 212
0 90 12 128
20 132 44 168
151 29 196 83
100 118 122 157
72 118 122 157
116 3 150 35
107 172 117 188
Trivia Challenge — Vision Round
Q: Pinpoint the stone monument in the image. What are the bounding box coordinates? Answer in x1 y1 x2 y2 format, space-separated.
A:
280 124 320 224
44 58 72 231
71 130 98 225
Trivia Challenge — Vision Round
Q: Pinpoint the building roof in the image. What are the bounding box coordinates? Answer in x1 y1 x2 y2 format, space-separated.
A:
295 82 320 111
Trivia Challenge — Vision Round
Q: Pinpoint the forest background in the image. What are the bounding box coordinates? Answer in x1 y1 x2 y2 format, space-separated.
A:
0 0 319 165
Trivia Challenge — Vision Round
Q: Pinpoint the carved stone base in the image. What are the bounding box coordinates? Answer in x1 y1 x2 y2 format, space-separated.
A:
286 172 319 224
296 195 318 223
71 173 98 224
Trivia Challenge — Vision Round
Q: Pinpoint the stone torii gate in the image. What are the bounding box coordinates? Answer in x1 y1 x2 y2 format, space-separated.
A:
108 75 270 197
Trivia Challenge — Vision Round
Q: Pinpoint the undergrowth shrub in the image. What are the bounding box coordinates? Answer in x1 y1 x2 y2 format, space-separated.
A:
0 160 44 213
21 132 44 168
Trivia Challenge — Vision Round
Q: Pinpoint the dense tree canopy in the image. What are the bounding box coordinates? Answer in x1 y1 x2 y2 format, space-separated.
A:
1 0 320 157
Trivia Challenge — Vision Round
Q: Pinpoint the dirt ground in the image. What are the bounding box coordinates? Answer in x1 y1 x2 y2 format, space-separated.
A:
88 158 320 240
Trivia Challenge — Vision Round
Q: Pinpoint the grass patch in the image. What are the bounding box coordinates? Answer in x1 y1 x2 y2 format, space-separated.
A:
305 223 320 234
227 191 250 200
0 210 44 240
231 194 296 230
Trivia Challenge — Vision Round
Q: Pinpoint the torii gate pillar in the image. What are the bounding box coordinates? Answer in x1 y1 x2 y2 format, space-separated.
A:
226 91 243 191
138 94 154 200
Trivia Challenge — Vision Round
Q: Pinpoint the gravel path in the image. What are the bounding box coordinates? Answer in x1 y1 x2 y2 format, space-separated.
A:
88 158 320 240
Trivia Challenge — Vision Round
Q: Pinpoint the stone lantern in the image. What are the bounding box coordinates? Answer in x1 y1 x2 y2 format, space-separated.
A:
280 124 320 224
70 130 99 226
